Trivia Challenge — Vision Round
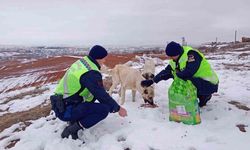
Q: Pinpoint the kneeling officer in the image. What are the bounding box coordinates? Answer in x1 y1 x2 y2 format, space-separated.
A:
51 45 127 140
141 41 219 107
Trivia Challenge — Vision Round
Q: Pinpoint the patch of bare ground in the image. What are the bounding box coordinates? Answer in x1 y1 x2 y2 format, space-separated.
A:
0 87 49 105
0 101 51 132
222 63 250 71
236 124 248 132
199 42 250 54
1 53 165 93
0 121 32 149
0 52 165 135
238 52 250 59
0 56 77 79
199 46 218 53
0 56 78 93
220 42 250 50
5 139 20 149
228 101 250 111
234 48 250 52
206 56 225 60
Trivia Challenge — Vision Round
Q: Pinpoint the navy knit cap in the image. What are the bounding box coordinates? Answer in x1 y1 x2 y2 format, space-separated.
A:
165 41 183 56
89 45 108 60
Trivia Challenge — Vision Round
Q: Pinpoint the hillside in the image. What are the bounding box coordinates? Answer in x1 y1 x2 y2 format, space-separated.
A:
0 43 250 150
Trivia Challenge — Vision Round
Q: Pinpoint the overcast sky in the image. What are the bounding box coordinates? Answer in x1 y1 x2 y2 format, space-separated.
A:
0 0 250 46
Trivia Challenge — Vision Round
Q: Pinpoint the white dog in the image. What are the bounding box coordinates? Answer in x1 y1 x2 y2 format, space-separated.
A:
108 64 154 105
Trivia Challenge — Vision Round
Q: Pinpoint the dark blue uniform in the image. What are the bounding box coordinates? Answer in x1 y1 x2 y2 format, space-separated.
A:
60 56 120 128
153 50 218 106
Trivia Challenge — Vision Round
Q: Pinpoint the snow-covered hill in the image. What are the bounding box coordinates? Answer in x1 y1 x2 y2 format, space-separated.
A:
0 44 249 150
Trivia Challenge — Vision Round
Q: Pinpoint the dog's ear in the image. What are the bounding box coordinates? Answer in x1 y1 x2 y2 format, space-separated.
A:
142 73 148 79
142 73 154 80
150 74 155 79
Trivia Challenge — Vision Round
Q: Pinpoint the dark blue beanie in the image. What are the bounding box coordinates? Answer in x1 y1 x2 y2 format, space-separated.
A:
165 41 183 56
89 45 108 60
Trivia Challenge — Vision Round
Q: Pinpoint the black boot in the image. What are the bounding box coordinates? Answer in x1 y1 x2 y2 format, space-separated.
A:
61 122 83 140
198 95 212 107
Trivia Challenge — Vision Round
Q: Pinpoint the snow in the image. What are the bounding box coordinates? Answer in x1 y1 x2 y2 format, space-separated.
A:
0 49 250 150
20 59 37 64
0 72 52 94
0 52 20 57
0 84 56 116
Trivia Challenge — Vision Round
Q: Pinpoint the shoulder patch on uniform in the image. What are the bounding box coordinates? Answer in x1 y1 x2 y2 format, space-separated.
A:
188 54 195 62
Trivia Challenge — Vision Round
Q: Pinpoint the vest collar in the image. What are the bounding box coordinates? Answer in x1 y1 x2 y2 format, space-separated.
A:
87 56 101 70
174 47 184 63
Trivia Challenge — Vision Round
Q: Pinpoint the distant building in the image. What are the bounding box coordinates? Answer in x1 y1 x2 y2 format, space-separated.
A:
242 37 250 42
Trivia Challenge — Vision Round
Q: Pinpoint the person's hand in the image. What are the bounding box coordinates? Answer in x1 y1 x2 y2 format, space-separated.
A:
118 107 127 117
141 79 154 87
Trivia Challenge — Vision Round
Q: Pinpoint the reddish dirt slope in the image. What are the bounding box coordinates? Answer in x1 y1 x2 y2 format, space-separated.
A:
0 52 165 132
0 53 164 93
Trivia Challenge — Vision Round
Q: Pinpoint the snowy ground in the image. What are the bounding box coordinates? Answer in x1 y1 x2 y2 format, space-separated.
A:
0 47 250 150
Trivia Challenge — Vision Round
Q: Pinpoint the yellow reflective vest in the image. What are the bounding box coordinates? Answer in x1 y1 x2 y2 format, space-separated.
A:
169 46 219 85
55 56 99 102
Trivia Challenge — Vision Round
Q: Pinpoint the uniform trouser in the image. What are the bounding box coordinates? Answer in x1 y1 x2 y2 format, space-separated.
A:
198 95 212 107
59 103 110 129
189 77 218 107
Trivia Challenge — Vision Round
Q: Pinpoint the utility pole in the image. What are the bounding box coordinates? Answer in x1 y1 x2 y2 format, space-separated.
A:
214 37 218 47
234 30 237 44
181 37 187 46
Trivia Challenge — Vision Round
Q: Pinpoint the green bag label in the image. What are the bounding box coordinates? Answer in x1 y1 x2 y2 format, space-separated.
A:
168 77 201 125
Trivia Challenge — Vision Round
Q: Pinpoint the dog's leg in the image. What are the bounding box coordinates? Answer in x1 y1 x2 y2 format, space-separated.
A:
108 84 115 95
120 86 126 105
118 87 121 97
132 90 136 102
108 80 119 96
108 70 120 96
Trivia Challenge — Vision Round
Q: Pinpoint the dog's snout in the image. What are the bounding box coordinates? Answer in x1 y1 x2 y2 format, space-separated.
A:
143 98 154 105
148 100 154 105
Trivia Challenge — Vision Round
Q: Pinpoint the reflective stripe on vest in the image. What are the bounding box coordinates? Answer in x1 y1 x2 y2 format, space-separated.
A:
169 46 219 85
54 56 99 102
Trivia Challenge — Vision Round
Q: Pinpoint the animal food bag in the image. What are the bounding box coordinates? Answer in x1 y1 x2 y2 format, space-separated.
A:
168 77 201 125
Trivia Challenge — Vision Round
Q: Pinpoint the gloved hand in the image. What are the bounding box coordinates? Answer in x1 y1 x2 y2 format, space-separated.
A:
141 79 154 87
